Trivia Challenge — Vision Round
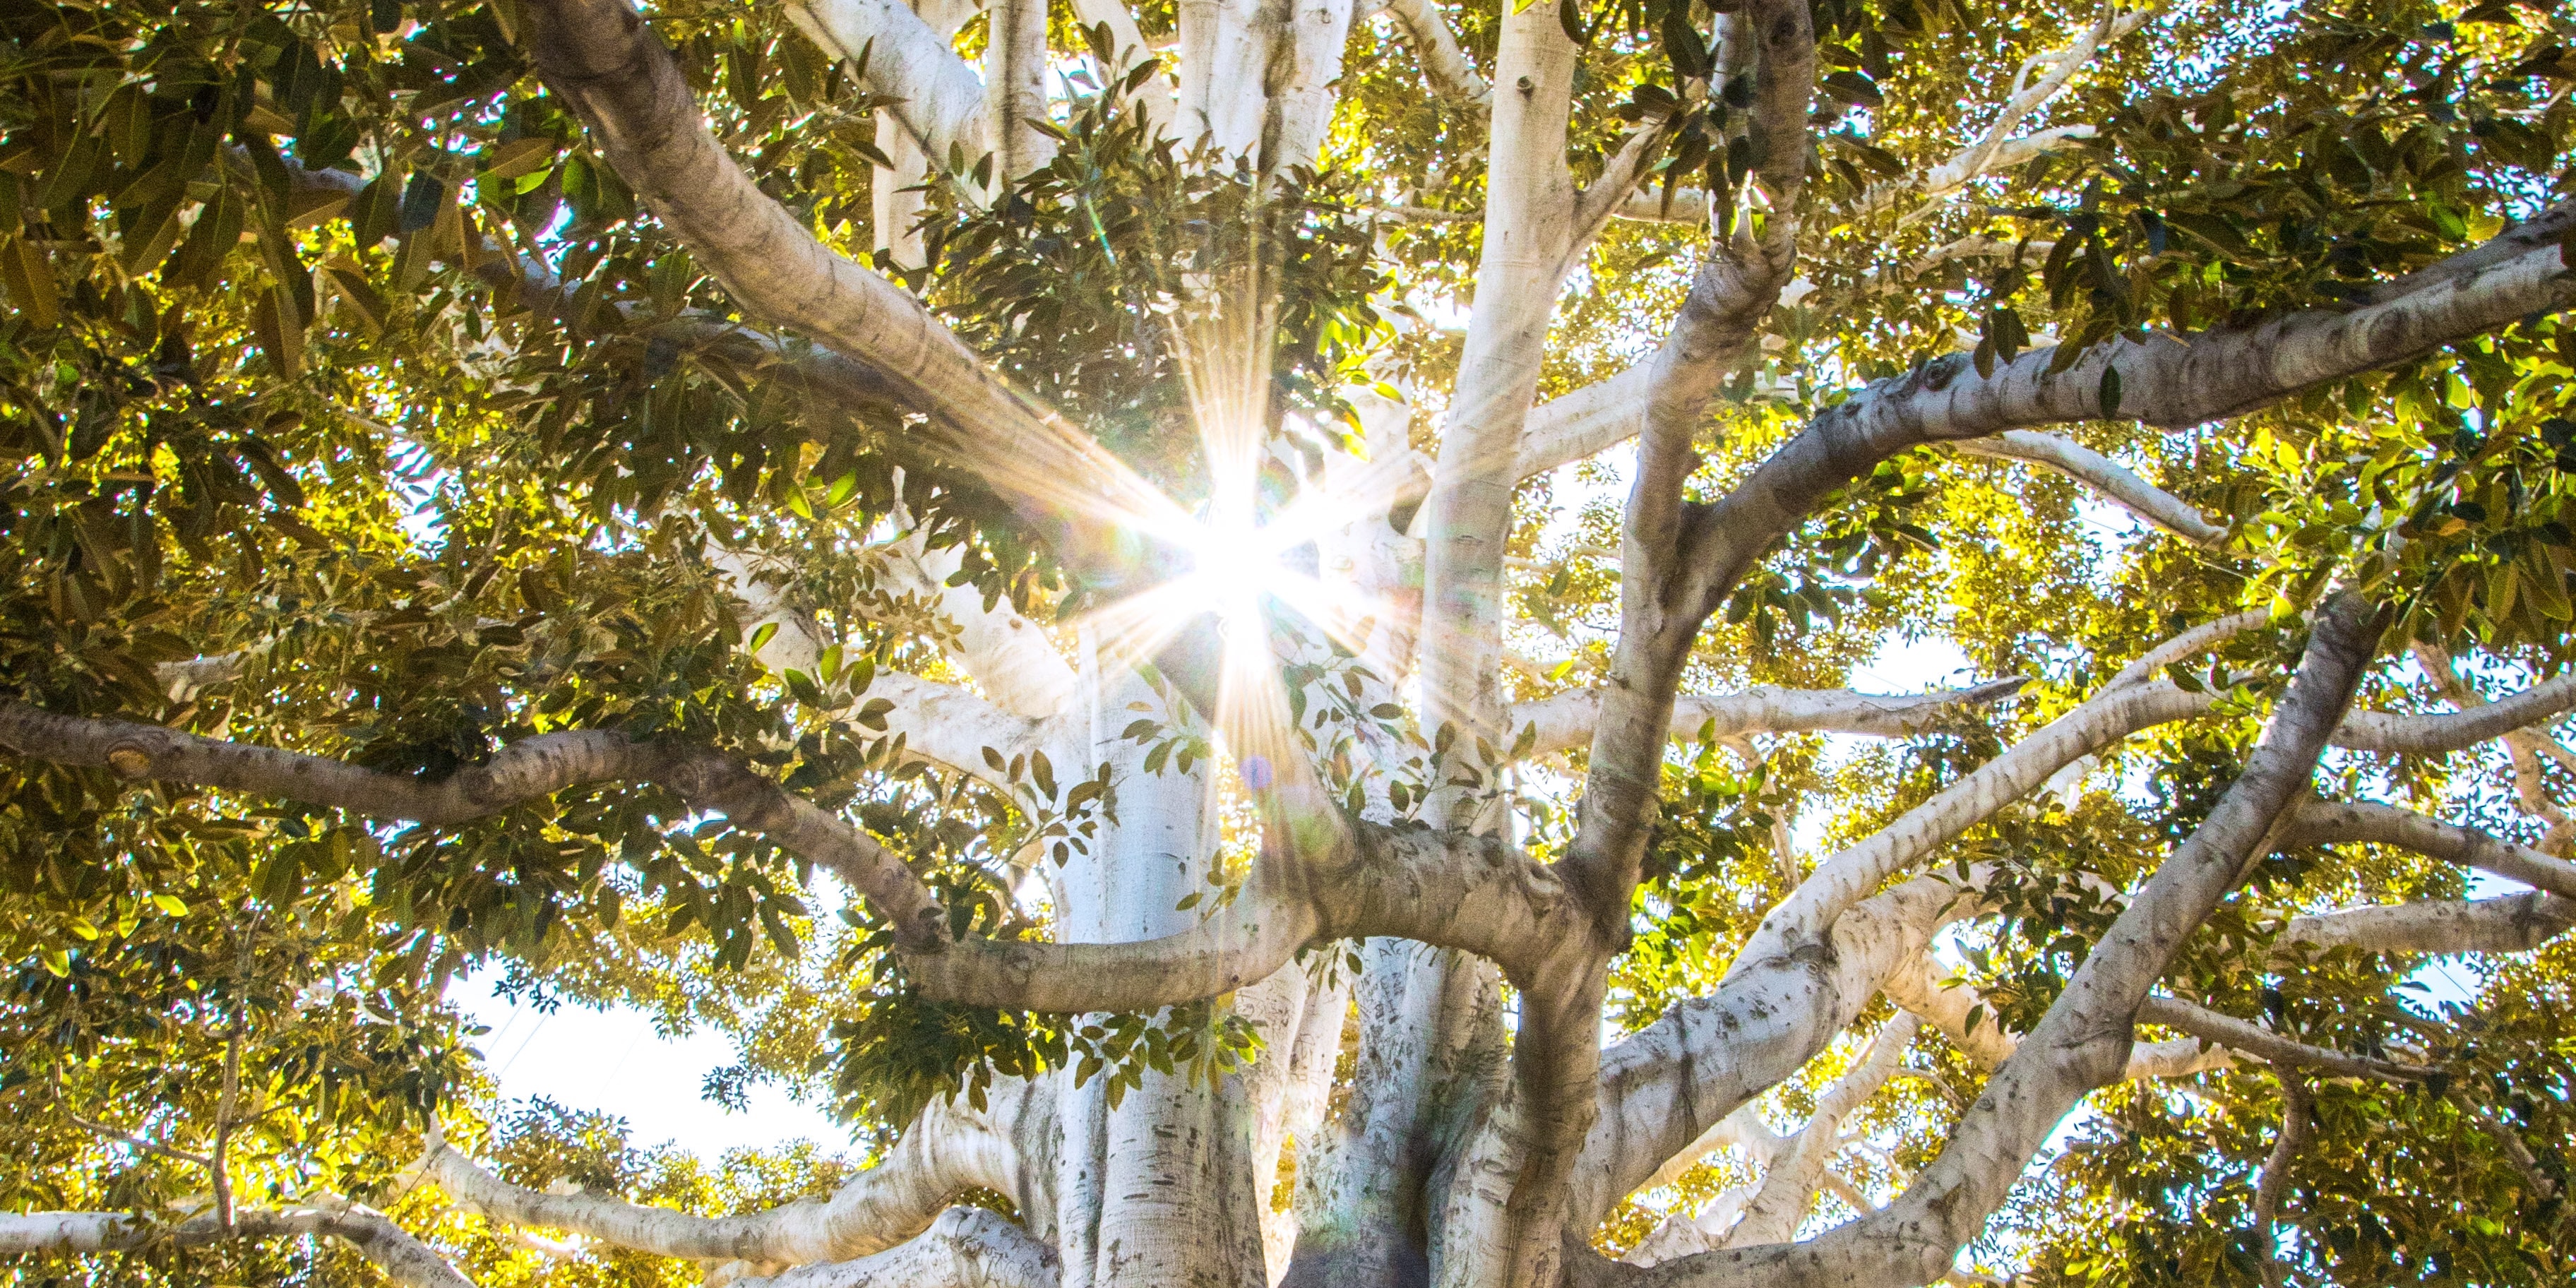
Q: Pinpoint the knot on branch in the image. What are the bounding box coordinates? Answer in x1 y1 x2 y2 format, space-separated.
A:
105 744 154 779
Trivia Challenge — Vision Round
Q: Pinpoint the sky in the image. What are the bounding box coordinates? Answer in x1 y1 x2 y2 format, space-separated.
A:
450 971 852 1159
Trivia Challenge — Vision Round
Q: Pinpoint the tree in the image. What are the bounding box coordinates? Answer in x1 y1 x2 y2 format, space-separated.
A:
3 0 2574 1282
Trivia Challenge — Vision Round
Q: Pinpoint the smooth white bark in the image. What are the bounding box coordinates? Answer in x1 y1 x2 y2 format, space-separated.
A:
729 1207 1057 1288
1950 431 2225 547
1509 679 2028 761
0 1201 475 1288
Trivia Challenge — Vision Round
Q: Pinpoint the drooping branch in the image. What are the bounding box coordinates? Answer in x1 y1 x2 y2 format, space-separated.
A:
0 699 950 950
0 694 1595 1013
278 155 913 430
1950 430 2225 547
727 1206 1059 1288
1508 678 2028 761
0 1200 474 1288
2250 1074 2312 1286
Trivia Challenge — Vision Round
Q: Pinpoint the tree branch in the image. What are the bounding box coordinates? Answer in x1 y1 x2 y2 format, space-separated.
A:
2332 672 2576 755
727 1206 1059 1288
1722 1014 1918 1249
2134 996 2433 1082
0 1200 475 1288
1508 678 2028 761
1622 590 2385 1288
1517 366 1653 481
1671 203 2576 630
867 526 1083 720
2250 1074 2311 1287
2103 609 2267 690
1381 0 1489 104
1950 430 2226 547
1265 0 1359 175
518 0 1179 583
1883 951 2229 1080
1754 681 2211 948
421 1090 1032 1265
2281 891 2576 955
782 0 989 167
2283 799 2576 900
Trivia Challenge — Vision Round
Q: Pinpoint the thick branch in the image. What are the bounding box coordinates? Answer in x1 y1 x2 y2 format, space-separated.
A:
520 0 1174 581
1674 205 2576 628
1724 1014 1918 1248
2332 673 2576 754
1516 366 1652 481
1626 591 2384 1288
0 1201 472 1288
2283 799 2576 900
1883 952 2229 1080
420 1090 1022 1265
864 672 1054 789
729 1207 1058 1288
869 527 1082 720
1381 0 1489 103
783 0 988 166
2281 891 2576 955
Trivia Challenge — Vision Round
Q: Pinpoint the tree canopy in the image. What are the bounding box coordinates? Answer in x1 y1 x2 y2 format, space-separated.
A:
1 0 2573 1284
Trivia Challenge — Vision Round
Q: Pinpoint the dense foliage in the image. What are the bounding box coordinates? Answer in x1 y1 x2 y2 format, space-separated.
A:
2 0 2573 1283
